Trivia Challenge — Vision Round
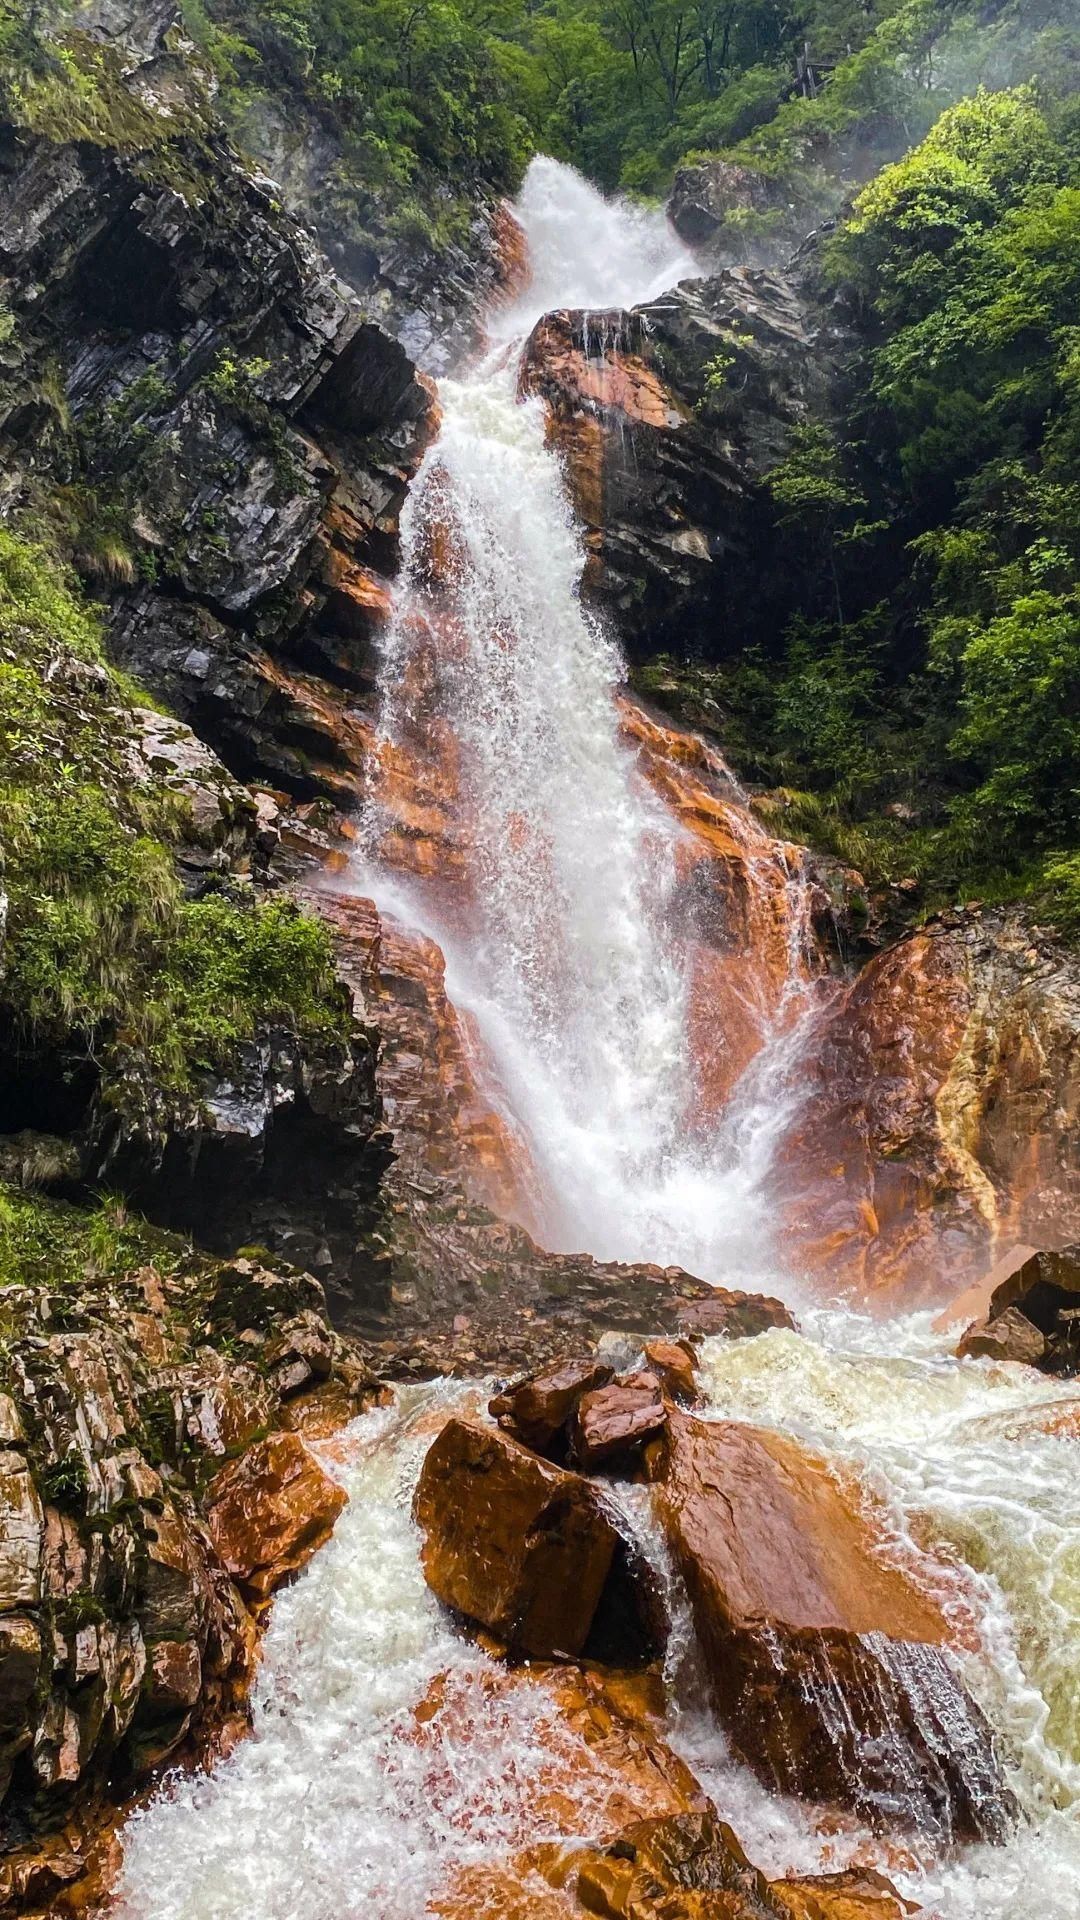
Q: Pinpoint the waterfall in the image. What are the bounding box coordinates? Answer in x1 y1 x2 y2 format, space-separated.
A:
111 157 1080 1920
358 154 819 1285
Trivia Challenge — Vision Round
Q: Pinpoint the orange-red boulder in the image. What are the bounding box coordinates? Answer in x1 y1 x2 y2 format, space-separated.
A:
569 1372 668 1469
643 1338 699 1404
772 1869 918 1919
489 1357 615 1456
652 1412 1012 1841
414 1418 664 1662
205 1432 346 1601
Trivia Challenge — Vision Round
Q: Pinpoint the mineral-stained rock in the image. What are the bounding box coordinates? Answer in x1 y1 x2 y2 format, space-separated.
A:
956 1303 1047 1368
424 1665 712 1919
653 1412 1012 1841
206 1431 347 1601
413 1418 663 1662
489 1358 615 1456
569 1372 668 1470
771 1868 919 1919
518 271 854 659
779 910 1080 1309
643 1339 699 1404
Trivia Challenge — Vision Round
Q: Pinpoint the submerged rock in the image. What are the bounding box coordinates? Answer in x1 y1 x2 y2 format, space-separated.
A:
652 1412 1013 1842
414 1417 665 1664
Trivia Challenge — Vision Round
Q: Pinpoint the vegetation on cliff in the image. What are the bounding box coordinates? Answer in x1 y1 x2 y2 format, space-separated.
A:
187 0 1077 232
0 531 349 1096
638 82 1080 932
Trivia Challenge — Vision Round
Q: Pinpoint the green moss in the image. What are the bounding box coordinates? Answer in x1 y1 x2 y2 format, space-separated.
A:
0 17 214 198
0 530 350 1097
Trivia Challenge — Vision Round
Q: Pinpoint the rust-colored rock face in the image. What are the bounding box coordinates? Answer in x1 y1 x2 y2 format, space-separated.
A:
206 1432 347 1602
413 1418 657 1660
653 1412 1012 1841
780 911 1080 1307
619 698 819 1122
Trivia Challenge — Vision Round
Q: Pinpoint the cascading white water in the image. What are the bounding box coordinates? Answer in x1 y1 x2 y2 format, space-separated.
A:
361 154 819 1284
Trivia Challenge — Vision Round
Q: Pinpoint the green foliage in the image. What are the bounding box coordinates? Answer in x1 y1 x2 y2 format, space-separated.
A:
0 531 349 1094
0 1181 177 1291
671 82 1080 935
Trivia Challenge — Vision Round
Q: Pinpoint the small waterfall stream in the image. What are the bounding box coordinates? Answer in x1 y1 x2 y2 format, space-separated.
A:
113 159 1080 1919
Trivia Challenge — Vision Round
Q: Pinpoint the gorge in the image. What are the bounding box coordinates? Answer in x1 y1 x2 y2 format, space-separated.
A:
0 4 1079 1918
117 157 1080 1920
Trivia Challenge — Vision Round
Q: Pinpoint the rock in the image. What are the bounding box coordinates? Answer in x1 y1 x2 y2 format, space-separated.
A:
413 1417 663 1662
668 159 781 252
642 1338 699 1404
572 1811 782 1920
129 708 257 875
771 1869 919 1919
424 1666 713 1919
569 1372 668 1469
518 272 854 658
957 1303 1047 1367
955 1245 1080 1375
931 1243 1038 1332
206 1431 347 1601
779 911 1080 1308
653 1411 1012 1841
489 1357 615 1456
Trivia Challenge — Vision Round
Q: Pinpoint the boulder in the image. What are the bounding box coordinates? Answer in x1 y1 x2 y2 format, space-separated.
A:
417 1663 705 1843
572 1812 780 1920
413 1418 663 1662
653 1412 1012 1841
957 1304 1047 1367
964 1245 1080 1375
489 1357 615 1456
771 1870 918 1919
206 1432 347 1601
643 1338 699 1404
569 1372 668 1469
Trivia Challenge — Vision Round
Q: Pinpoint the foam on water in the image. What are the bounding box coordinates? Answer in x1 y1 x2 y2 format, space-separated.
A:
691 1316 1080 1912
117 1334 1080 1920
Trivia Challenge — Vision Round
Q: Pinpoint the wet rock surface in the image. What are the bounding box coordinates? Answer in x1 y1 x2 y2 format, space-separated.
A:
413 1417 664 1664
0 1243 380 1888
956 1245 1080 1375
652 1411 1012 1842
519 270 855 657
780 909 1080 1307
